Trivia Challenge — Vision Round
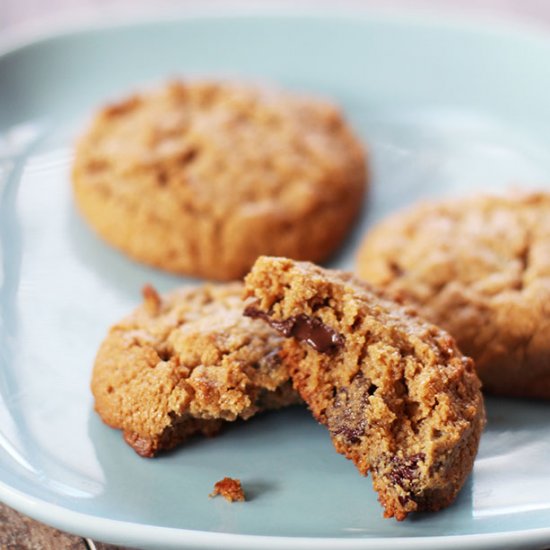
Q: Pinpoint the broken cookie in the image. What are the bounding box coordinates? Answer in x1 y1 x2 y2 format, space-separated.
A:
244 257 485 520
91 282 300 457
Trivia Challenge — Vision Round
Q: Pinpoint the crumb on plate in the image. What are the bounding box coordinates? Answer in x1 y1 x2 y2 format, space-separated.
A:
209 477 245 502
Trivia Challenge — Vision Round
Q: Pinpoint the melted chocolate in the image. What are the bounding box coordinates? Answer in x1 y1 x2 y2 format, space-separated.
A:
244 306 344 354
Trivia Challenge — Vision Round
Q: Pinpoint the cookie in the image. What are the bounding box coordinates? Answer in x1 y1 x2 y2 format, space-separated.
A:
73 80 367 280
91 282 300 457
244 257 485 520
356 191 550 398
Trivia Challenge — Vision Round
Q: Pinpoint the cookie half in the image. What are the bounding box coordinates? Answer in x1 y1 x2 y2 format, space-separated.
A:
244 257 485 520
356 192 550 398
73 80 367 280
91 282 299 457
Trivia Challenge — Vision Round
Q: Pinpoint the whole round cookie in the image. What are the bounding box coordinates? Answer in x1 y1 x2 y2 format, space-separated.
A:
91 282 300 457
356 192 550 398
73 80 367 280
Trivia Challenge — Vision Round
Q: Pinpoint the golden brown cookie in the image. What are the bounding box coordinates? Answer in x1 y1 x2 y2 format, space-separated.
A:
244 257 485 520
356 192 550 399
91 282 300 457
73 80 367 280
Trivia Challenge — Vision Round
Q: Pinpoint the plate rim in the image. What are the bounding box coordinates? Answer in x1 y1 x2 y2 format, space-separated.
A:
2 7 550 549
3 479 550 550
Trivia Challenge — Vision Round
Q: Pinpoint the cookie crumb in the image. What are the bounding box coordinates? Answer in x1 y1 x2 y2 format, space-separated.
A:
142 284 161 316
209 477 245 502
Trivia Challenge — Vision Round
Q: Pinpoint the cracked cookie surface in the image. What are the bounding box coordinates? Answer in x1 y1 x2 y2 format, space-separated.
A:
73 80 367 280
91 282 300 457
357 192 550 398
244 257 485 520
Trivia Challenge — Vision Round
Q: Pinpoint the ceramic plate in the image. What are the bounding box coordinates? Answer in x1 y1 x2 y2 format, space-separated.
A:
1 8 550 549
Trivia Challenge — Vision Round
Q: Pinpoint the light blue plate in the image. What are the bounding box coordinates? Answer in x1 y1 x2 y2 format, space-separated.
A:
1 8 550 550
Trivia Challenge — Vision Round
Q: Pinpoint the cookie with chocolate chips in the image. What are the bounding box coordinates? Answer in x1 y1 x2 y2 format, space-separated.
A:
356 191 550 398
91 282 300 457
73 80 367 280
244 256 485 520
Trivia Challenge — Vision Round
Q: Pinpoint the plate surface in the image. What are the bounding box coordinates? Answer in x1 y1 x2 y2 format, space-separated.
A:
1 10 550 550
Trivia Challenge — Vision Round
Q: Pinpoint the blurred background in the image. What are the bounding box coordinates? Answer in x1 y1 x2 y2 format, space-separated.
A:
4 0 550 35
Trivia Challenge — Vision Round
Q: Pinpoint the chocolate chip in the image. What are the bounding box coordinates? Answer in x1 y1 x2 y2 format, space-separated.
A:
388 453 425 488
333 424 365 445
326 375 374 445
244 307 344 354
244 305 268 320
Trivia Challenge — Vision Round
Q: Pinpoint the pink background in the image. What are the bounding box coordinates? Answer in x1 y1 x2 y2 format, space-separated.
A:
3 0 550 35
